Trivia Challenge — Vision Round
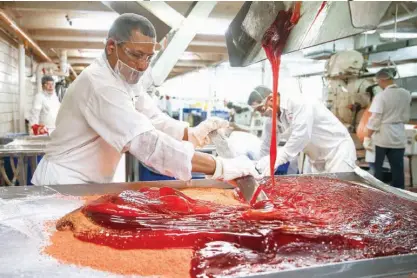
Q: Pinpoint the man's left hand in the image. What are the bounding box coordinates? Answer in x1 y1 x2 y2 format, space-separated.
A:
188 117 229 147
363 137 373 151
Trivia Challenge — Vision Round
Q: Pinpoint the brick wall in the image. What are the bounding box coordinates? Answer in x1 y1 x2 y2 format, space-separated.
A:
0 33 37 136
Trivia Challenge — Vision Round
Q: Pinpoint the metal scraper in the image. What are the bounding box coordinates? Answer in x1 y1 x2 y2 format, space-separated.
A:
208 130 268 203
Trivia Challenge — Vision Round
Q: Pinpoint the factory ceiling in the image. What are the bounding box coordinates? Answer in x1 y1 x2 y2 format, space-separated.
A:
0 1 416 81
0 1 243 80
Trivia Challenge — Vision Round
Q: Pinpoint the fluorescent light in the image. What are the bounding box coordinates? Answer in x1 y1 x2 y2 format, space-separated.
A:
380 32 417 39
363 30 376 35
197 18 231 35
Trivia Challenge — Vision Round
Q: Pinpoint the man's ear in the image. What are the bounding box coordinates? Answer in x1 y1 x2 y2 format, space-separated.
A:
106 40 116 56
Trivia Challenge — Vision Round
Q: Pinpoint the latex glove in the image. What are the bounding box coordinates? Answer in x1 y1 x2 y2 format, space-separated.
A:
255 155 287 177
31 124 48 136
188 117 229 147
211 155 262 181
363 137 373 151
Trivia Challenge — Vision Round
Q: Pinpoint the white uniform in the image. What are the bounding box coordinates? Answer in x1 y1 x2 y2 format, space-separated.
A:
268 94 356 173
32 53 193 185
28 91 61 131
367 84 411 148
260 118 298 174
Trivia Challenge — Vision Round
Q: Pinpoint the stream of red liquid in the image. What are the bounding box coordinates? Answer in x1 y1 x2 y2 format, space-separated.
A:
77 177 417 277
261 3 301 187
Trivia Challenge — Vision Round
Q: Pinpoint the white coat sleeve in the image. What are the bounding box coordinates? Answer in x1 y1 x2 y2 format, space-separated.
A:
366 113 382 131
29 93 43 126
128 130 195 181
135 90 188 140
260 118 272 158
277 99 313 164
82 86 157 152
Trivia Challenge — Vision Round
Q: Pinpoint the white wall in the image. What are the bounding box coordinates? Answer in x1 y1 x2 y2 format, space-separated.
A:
0 34 37 136
0 35 18 135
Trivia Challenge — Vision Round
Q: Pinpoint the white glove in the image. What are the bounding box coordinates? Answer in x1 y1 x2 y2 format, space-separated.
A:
188 117 229 147
363 137 373 152
211 155 262 181
255 155 287 176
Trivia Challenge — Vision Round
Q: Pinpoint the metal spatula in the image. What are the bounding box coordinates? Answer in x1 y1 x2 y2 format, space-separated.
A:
208 130 268 203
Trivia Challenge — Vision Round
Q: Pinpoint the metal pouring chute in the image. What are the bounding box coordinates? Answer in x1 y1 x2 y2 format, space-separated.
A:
225 1 393 67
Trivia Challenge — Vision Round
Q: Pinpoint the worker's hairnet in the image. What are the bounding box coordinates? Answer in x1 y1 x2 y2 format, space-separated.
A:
247 85 272 105
41 75 54 85
107 13 157 42
375 68 396 80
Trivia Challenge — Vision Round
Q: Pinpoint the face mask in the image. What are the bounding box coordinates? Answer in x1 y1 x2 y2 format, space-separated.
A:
114 44 145 84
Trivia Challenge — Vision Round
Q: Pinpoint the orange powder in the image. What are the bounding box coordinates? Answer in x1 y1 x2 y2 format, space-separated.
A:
43 187 240 277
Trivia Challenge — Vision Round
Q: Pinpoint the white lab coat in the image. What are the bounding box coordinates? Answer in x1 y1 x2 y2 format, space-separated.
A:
28 91 61 131
32 53 193 185
260 117 299 174
272 94 356 173
367 84 411 149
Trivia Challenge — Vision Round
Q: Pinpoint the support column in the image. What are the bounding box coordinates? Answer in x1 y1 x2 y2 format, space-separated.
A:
18 44 25 133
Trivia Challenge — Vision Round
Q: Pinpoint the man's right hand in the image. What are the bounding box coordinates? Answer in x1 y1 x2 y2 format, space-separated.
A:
211 155 261 181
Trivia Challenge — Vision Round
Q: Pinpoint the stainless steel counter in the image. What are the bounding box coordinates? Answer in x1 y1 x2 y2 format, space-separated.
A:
0 173 416 277
0 136 49 186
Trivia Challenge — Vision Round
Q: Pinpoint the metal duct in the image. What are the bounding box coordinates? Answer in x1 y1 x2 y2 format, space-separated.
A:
0 9 53 63
226 1 390 67
101 1 194 42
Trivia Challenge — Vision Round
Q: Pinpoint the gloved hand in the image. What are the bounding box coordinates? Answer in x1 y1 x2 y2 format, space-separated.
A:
188 117 229 147
32 124 48 136
363 137 373 151
255 155 287 176
211 155 262 181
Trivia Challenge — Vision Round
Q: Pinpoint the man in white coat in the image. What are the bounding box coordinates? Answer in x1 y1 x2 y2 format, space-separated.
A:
28 75 61 135
364 68 411 189
32 14 259 185
256 92 357 175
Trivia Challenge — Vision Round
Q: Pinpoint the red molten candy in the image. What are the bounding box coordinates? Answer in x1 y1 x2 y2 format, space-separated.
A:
78 177 417 277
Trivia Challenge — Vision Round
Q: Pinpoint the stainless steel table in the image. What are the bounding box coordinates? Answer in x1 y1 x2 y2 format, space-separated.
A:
0 173 416 277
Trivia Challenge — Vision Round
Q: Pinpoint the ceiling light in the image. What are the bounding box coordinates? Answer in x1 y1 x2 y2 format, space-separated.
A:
380 32 417 39
363 30 376 35
71 16 118 31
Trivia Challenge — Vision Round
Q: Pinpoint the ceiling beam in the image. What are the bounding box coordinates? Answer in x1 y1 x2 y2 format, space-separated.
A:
28 28 108 37
136 1 184 29
151 1 217 86
37 40 104 50
0 1 111 12
185 45 228 54
175 60 214 67
52 57 96 64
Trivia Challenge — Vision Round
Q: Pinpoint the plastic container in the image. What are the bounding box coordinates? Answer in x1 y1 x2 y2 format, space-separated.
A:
210 110 230 121
275 162 291 175
138 163 205 181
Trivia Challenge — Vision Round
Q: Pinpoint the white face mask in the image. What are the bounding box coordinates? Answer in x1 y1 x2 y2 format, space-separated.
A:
114 44 145 84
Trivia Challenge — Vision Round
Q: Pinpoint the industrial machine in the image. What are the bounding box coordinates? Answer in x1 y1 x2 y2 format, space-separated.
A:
324 50 374 135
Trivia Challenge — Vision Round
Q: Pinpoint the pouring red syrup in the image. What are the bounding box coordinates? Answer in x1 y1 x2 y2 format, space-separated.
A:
261 2 301 188
77 176 417 277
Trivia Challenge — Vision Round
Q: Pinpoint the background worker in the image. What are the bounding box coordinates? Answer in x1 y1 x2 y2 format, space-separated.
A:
364 68 411 189
28 75 61 135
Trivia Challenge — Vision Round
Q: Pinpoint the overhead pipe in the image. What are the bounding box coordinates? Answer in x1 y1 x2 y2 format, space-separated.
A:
0 9 53 63
378 8 417 28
